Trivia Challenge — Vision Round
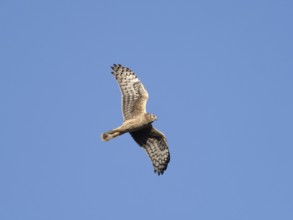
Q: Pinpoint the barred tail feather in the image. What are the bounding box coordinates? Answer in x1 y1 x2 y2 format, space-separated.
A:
101 129 124 142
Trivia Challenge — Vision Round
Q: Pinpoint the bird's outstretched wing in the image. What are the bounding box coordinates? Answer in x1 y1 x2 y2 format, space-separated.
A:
111 64 149 120
130 125 170 175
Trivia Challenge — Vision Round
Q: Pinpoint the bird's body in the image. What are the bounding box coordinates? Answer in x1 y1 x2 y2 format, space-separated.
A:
101 113 156 141
101 64 170 175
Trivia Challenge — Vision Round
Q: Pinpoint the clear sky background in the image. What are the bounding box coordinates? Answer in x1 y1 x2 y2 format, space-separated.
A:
1 1 293 219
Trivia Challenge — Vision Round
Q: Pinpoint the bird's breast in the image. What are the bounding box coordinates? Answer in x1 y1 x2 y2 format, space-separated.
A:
122 117 151 132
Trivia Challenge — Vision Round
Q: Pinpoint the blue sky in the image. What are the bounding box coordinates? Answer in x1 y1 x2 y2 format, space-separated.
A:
1 0 293 219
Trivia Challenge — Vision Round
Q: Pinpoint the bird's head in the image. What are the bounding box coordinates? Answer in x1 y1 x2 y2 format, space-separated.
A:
146 113 157 122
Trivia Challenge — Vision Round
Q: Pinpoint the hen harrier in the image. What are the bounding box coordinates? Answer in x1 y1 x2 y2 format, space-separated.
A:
101 64 170 175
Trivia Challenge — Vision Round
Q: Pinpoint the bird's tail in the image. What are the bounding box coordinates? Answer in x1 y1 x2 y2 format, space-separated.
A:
101 128 124 142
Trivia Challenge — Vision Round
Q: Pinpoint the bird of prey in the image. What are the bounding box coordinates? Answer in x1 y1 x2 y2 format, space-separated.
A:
101 64 170 175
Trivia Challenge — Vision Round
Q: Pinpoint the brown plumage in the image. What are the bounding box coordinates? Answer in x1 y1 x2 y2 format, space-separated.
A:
101 64 170 175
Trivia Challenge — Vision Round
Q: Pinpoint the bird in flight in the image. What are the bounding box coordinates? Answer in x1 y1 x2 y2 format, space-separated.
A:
101 64 170 175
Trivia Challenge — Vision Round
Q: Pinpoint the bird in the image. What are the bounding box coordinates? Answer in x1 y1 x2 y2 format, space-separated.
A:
101 64 170 175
